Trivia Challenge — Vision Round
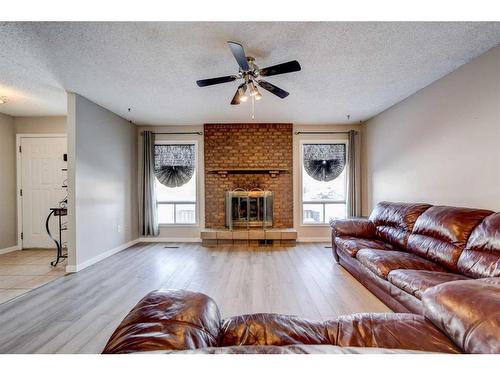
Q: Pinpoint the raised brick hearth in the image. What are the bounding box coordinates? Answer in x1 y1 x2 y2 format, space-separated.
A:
204 123 293 228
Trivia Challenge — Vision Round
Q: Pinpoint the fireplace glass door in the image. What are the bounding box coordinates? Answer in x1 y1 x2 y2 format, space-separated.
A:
225 190 273 229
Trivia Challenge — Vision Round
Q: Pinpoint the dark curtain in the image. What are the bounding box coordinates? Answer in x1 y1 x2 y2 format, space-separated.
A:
140 131 159 236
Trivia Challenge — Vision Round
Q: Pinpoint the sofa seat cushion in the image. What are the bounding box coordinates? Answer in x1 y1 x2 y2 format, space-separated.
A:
356 249 446 279
387 270 469 299
335 236 395 257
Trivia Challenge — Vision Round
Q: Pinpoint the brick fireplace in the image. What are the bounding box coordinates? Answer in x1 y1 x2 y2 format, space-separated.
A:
204 123 293 228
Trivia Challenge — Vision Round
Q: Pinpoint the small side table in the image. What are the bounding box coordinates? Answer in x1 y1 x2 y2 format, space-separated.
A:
46 207 68 266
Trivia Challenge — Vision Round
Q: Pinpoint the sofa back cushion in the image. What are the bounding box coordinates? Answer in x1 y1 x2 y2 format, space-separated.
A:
457 213 500 278
422 278 500 354
220 313 336 346
407 206 493 272
368 202 431 249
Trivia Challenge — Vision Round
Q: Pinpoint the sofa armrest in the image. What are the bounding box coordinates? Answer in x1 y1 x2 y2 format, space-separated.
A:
102 290 221 353
330 218 375 238
422 278 500 354
330 218 376 262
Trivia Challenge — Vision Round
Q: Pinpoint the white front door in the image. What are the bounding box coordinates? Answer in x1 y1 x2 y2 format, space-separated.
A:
20 136 67 249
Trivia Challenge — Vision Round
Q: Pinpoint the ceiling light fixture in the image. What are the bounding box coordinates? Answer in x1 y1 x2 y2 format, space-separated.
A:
238 84 248 102
255 91 262 101
249 81 259 96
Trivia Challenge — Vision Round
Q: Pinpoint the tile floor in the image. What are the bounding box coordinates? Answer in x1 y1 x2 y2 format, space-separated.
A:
0 249 66 304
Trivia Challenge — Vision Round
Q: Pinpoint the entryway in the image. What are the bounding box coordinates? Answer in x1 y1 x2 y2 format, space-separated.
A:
0 134 68 305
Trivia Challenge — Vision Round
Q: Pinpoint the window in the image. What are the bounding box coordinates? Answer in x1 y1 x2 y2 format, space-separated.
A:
154 142 197 224
301 142 347 224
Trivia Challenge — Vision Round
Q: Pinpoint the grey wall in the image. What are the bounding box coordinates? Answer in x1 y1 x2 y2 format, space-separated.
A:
14 116 66 134
67 93 138 269
0 113 17 250
362 45 500 215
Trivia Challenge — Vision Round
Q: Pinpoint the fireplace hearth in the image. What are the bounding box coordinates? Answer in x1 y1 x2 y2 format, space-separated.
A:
225 189 273 229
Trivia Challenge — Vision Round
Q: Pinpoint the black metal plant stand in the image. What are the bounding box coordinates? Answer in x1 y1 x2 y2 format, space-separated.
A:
46 207 68 266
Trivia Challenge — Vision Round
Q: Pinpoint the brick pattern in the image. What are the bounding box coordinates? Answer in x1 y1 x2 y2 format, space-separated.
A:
204 123 293 228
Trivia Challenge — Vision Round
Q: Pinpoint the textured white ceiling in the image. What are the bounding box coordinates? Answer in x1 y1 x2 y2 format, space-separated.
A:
0 22 499 125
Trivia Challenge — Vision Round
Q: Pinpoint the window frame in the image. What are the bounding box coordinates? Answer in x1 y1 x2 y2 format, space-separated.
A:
299 139 349 226
155 139 199 227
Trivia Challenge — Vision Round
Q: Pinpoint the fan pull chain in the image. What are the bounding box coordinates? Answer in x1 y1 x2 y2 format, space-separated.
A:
251 95 255 120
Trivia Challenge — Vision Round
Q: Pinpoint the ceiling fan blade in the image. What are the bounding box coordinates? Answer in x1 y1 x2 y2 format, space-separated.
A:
259 60 301 77
196 75 237 87
230 83 247 105
227 41 250 71
230 90 240 105
257 80 289 99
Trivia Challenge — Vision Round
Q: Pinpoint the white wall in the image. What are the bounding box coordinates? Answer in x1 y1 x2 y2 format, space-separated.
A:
0 113 17 251
67 93 138 271
137 125 204 241
362 45 500 215
293 124 362 241
14 116 66 134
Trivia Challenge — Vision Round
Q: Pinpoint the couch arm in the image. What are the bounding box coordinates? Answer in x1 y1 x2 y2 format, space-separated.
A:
330 218 376 262
102 290 221 353
422 278 500 354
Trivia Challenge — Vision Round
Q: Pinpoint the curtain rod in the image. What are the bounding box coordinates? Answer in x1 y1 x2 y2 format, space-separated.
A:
141 131 203 136
294 131 357 135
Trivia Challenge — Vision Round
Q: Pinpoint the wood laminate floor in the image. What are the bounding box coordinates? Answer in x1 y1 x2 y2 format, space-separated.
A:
0 242 390 354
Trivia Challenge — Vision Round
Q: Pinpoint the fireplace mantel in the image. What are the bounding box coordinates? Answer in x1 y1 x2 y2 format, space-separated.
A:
208 168 289 178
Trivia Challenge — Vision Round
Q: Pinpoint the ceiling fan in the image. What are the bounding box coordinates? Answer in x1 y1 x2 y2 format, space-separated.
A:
196 41 301 105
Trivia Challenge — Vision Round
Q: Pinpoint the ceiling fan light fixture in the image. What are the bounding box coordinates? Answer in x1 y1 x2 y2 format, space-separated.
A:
249 81 258 96
237 84 248 103
197 41 300 107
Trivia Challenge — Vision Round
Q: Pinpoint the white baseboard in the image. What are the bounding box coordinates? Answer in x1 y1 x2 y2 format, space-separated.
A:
138 237 202 243
66 238 140 273
0 244 20 255
297 237 331 243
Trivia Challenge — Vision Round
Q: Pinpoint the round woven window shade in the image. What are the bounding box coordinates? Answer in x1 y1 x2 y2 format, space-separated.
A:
154 144 195 188
303 144 346 182
155 165 195 188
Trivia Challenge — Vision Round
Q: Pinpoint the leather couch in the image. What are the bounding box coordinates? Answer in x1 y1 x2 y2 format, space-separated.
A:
330 201 499 314
102 278 499 354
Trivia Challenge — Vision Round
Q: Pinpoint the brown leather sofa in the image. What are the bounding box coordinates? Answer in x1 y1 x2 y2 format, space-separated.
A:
330 201 499 314
102 278 499 354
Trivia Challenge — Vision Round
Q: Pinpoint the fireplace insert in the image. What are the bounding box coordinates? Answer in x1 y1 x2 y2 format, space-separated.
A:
225 189 273 229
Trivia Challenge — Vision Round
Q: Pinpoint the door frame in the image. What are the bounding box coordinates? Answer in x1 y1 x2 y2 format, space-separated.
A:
16 133 67 249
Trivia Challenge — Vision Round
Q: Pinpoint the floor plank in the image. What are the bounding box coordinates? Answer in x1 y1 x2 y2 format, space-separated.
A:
0 242 391 353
